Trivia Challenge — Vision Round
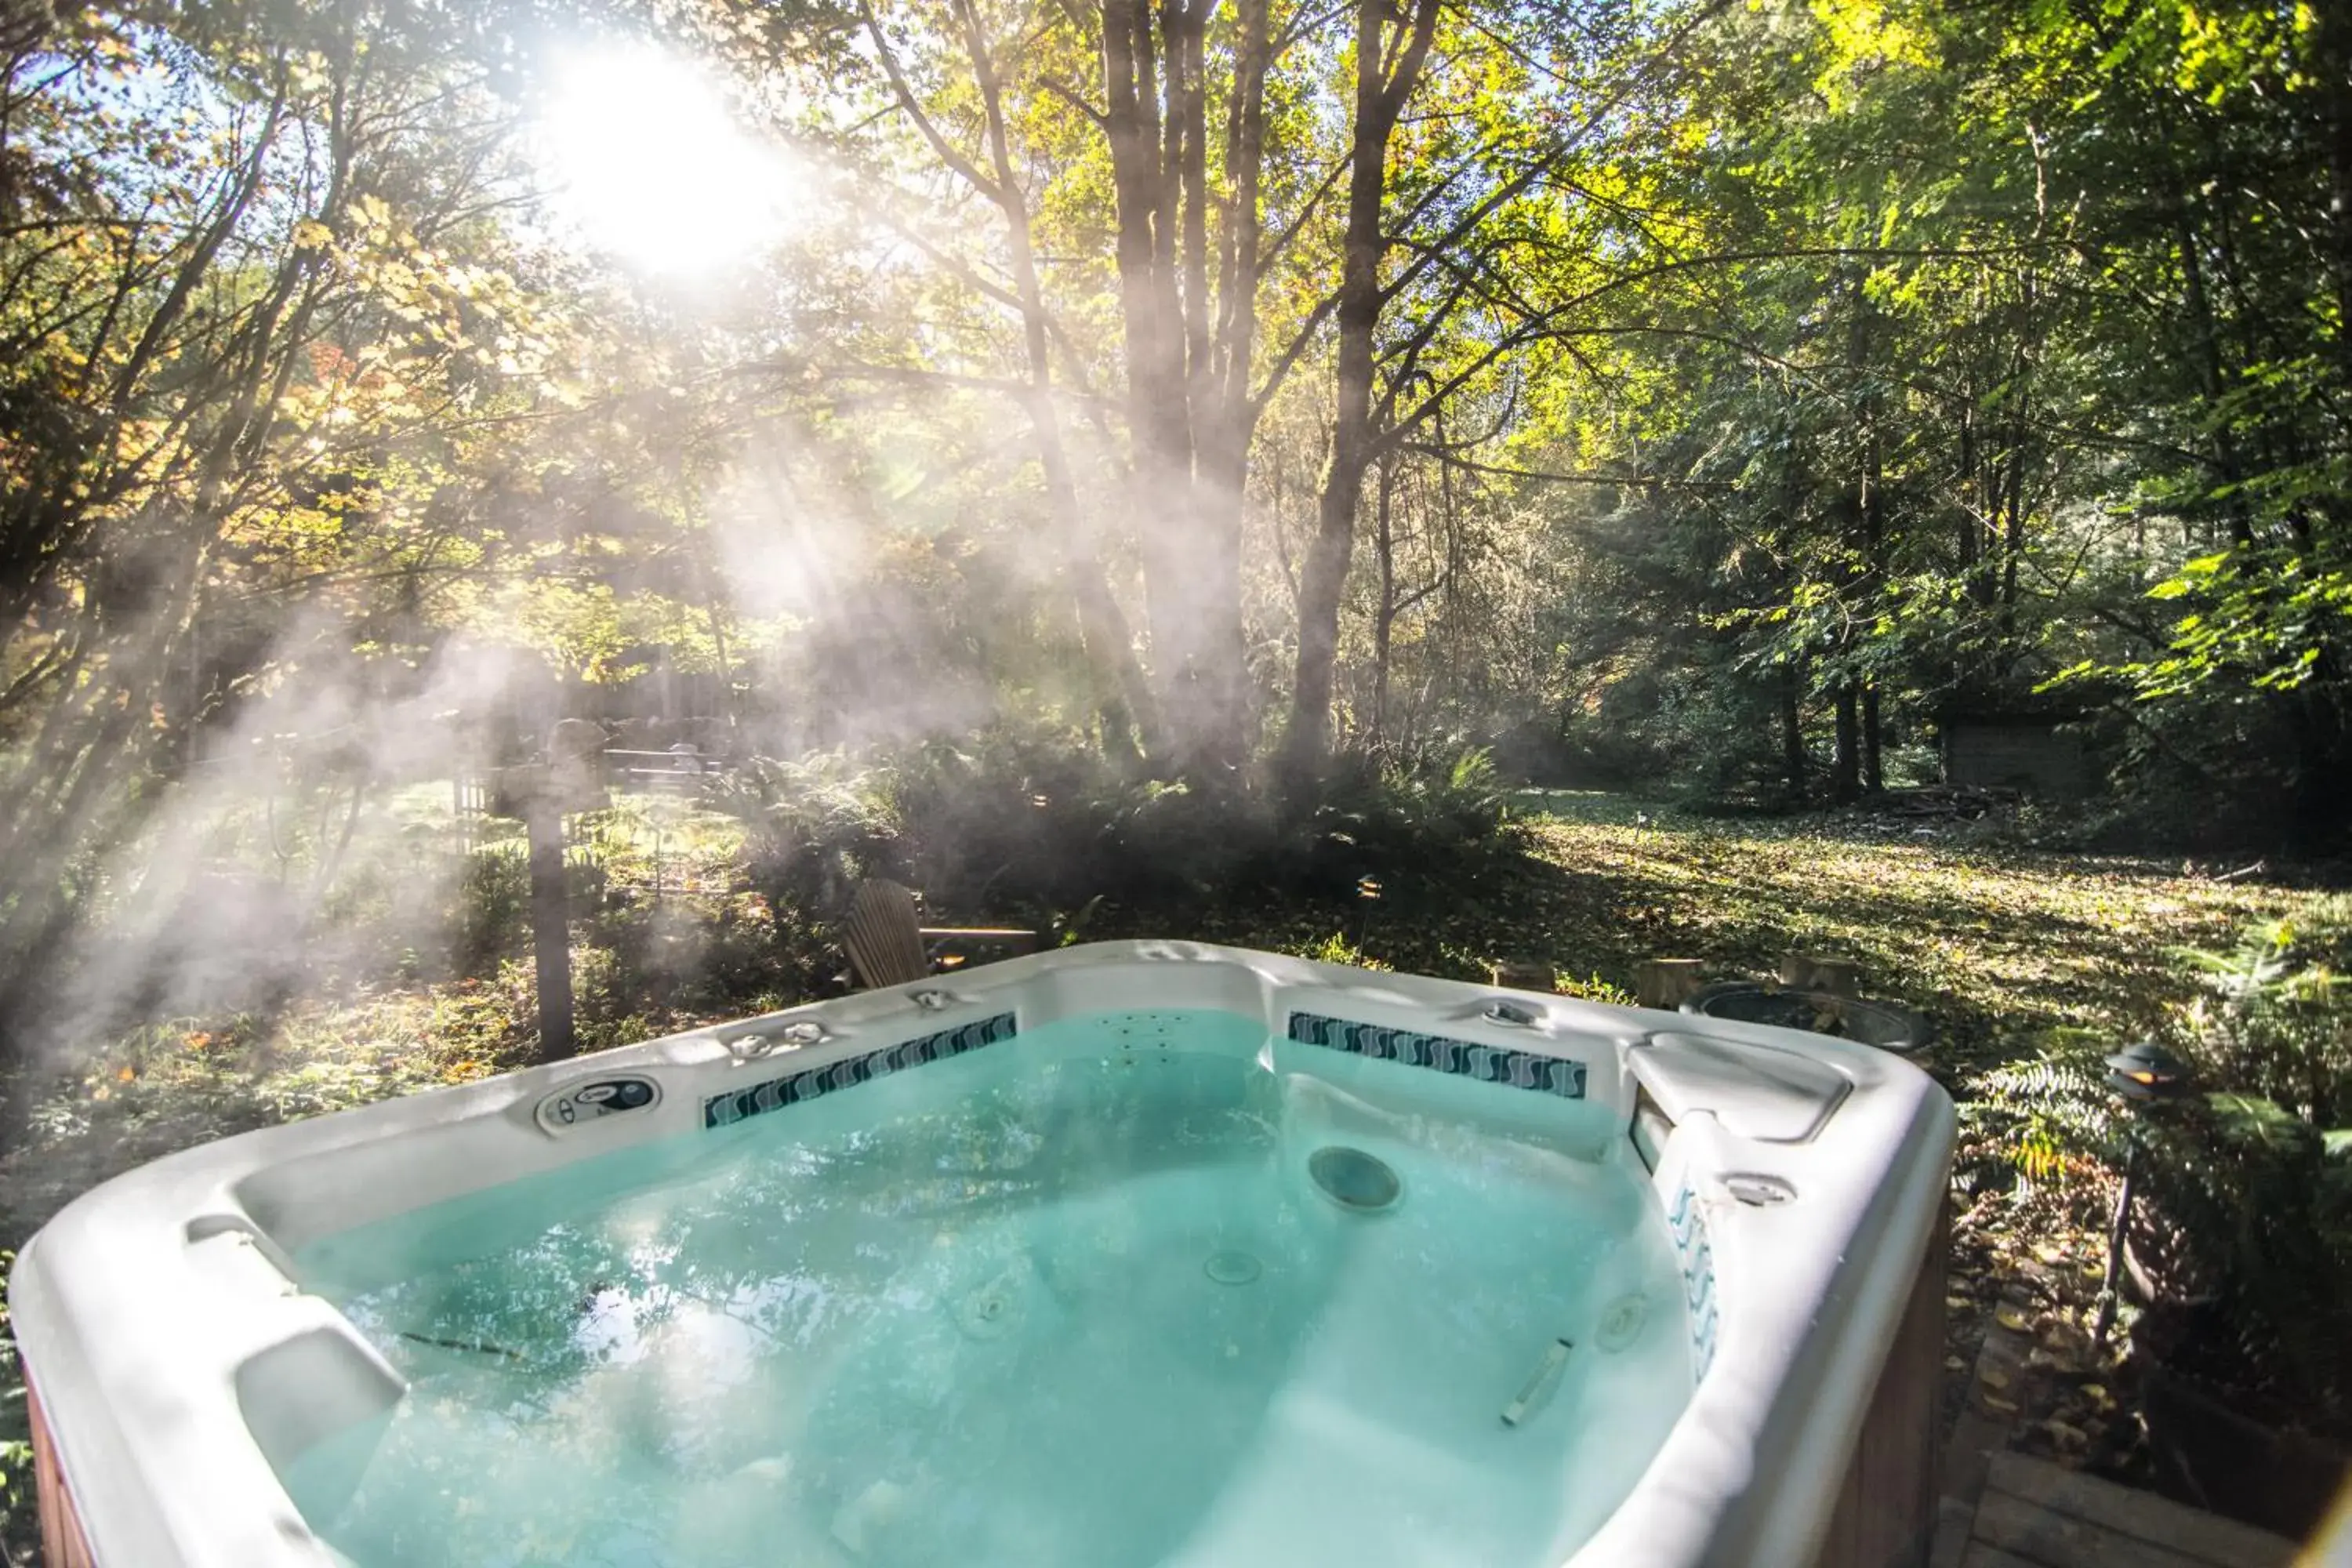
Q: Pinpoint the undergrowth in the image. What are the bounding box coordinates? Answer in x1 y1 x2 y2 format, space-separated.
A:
711 732 1526 935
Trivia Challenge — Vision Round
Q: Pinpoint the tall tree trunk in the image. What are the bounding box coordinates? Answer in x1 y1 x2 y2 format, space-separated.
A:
1862 682 1883 794
1100 0 1265 775
1200 0 1272 763
1369 457 1398 750
1831 683 1861 804
1780 662 1808 803
2151 108 2256 550
1284 0 1440 777
1105 0 1195 746
1828 266 1878 800
1859 358 1886 795
1957 397 1991 607
2288 683 2351 848
2320 3 2352 388
927 0 1158 757
1998 438 2027 616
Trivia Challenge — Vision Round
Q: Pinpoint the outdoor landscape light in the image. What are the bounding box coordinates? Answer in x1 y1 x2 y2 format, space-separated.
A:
2103 1040 2192 1103
2095 1040 2196 1345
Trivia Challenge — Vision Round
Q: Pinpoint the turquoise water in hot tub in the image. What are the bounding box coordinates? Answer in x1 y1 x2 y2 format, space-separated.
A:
285 1009 1691 1568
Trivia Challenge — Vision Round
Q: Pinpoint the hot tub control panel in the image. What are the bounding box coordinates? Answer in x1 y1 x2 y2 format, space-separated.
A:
535 1075 661 1136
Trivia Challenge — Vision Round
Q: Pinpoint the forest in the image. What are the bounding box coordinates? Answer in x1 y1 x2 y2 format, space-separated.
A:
0 0 2346 1037
2 0 2350 1550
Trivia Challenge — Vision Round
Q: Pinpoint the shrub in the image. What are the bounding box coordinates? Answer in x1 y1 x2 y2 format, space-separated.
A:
450 842 532 974
2130 895 2352 1434
709 750 907 920
2131 1094 2352 1431
1 1249 31 1565
1953 898 2352 1435
2168 896 2352 1130
707 729 1526 938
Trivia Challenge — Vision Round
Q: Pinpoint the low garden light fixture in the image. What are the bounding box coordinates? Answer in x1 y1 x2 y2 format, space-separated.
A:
2095 1040 2197 1345
2103 1040 2192 1102
1352 875 1384 952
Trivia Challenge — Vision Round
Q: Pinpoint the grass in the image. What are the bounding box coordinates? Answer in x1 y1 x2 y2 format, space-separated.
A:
1130 792 2283 1074
0 788 2321 1552
1503 793 2284 1066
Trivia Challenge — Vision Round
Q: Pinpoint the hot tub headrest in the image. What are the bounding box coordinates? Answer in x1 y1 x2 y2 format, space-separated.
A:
1630 1033 1853 1143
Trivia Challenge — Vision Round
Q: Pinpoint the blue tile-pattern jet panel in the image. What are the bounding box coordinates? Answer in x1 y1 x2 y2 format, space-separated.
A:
1668 1179 1719 1380
1285 1011 1589 1099
702 1011 1019 1129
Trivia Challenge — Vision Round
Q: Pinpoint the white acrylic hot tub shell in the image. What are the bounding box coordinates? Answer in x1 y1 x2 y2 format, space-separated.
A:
9 941 1954 1568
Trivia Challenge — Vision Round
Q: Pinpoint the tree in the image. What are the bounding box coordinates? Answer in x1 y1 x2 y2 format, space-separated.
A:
0 0 577 1042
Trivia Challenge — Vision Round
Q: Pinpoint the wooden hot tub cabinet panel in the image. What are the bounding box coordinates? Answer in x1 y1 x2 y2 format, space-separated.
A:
27 1375 97 1568
1813 1200 1949 1568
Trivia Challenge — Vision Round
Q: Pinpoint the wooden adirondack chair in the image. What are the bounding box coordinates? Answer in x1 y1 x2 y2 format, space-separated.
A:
841 879 1041 989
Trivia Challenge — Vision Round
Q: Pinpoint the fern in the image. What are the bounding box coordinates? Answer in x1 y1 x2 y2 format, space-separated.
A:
2132 895 2352 1432
1959 1041 2121 1192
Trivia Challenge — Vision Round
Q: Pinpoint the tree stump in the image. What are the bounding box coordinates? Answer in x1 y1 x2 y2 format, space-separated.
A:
1489 957 1555 992
1782 953 1863 996
1637 958 1705 1010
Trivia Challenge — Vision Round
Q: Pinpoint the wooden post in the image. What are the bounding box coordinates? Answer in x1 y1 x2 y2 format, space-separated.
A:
491 727 607 1065
1637 958 1705 1010
526 798 575 1061
1489 957 1555 992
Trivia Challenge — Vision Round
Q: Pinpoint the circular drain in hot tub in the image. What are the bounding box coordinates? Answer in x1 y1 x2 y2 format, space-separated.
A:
1309 1145 1401 1211
1203 1250 1262 1286
1595 1292 1650 1352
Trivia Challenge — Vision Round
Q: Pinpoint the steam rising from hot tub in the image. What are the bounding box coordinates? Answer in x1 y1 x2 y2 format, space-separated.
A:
0 16 1338 1183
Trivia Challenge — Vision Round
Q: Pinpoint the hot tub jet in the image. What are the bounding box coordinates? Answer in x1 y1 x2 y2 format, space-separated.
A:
1203 1250 1262 1285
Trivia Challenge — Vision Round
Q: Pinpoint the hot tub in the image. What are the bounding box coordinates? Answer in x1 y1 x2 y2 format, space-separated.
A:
9 942 1953 1568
